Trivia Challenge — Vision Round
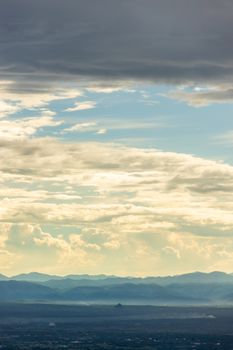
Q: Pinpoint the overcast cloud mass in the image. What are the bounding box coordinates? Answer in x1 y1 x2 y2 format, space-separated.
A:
0 0 233 88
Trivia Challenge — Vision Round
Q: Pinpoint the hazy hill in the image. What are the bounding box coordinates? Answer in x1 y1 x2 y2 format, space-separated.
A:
11 272 117 283
12 272 63 282
43 277 143 290
0 271 233 305
39 272 233 291
8 271 233 285
0 281 193 304
66 274 116 280
0 281 57 301
168 283 233 302
0 274 8 281
61 283 196 304
0 279 233 304
150 271 233 286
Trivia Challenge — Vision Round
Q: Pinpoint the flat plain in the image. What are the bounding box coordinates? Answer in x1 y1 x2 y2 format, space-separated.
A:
0 303 233 349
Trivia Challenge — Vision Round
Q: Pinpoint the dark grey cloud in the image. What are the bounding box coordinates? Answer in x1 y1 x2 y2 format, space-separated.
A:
0 0 233 88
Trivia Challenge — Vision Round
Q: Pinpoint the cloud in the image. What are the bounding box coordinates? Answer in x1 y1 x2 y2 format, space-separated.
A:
65 101 97 112
63 122 107 135
86 86 130 94
0 137 233 274
0 138 233 231
96 129 107 135
0 101 20 118
1 0 233 275
0 110 62 139
0 81 83 114
63 121 97 133
167 85 233 107
0 0 232 92
61 119 163 136
215 131 233 146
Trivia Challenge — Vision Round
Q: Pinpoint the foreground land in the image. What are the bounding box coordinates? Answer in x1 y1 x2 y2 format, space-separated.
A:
1 303 233 349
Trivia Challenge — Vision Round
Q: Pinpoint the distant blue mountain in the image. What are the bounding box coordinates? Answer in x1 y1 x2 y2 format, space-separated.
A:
11 272 116 283
61 283 196 303
12 272 63 282
0 271 232 305
149 271 233 285
0 273 8 281
8 271 233 285
0 281 57 301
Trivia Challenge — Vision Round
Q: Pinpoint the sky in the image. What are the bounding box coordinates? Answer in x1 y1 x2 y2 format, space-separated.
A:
0 0 233 276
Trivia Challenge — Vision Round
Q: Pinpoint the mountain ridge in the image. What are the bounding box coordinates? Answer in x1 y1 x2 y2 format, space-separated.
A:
0 273 233 304
2 271 233 284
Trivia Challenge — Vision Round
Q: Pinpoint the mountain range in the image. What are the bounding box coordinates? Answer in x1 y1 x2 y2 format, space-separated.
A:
2 271 233 284
0 271 233 305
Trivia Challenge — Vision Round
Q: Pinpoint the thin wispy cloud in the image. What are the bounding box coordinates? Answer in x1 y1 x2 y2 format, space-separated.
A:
96 129 107 135
65 101 97 112
63 121 97 133
167 86 233 107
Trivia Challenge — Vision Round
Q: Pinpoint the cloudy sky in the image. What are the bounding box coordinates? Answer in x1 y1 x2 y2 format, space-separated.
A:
0 0 233 276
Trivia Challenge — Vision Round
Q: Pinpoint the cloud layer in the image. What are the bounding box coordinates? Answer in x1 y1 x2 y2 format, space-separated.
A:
0 0 233 91
1 138 233 275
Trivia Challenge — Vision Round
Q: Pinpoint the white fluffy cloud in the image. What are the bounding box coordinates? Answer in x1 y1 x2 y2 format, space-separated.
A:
0 81 83 114
0 111 62 139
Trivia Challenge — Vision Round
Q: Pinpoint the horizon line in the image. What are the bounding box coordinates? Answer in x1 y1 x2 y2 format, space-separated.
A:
1 270 232 279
